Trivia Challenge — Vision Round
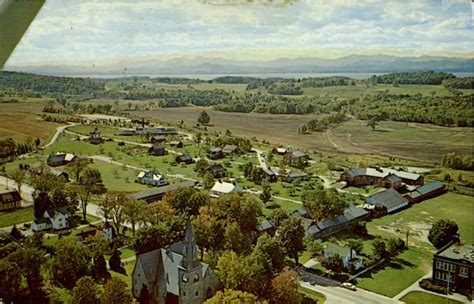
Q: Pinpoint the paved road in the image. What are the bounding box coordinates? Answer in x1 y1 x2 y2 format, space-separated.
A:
300 281 403 304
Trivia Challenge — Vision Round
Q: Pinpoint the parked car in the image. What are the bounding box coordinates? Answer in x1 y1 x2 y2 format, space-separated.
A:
341 282 357 291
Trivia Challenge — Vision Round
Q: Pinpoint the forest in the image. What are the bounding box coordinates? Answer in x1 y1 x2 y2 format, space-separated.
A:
2 71 473 127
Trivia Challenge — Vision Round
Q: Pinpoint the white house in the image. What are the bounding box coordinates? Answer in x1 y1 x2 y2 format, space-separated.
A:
210 181 241 198
32 207 70 232
324 243 363 271
136 170 168 187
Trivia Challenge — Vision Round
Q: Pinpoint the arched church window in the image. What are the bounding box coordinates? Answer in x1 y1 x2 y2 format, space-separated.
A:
193 273 199 282
182 274 188 282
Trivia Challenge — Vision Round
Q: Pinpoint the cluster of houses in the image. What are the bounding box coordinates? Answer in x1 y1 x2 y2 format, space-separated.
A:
206 144 240 160
340 167 445 216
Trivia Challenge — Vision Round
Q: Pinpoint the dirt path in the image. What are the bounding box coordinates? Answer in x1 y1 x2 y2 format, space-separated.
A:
43 123 78 148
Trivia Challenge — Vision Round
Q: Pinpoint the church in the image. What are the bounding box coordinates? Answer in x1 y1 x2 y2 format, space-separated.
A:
132 221 221 303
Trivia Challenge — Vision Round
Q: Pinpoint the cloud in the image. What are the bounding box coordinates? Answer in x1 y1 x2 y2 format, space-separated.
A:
5 0 473 66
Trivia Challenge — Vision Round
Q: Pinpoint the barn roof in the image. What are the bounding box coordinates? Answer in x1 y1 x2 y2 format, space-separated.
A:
366 188 408 210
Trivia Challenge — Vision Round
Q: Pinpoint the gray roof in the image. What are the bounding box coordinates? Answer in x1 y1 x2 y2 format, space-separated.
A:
131 181 196 201
256 219 274 232
298 204 368 236
384 174 402 183
136 249 161 282
325 243 352 257
415 181 444 195
436 242 474 263
366 188 408 210
291 151 306 158
209 147 222 153
345 167 421 181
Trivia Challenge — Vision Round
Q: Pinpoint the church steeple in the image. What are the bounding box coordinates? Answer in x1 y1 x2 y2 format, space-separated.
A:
182 219 200 270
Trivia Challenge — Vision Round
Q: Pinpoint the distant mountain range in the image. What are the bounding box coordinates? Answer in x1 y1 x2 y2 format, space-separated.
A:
6 55 474 77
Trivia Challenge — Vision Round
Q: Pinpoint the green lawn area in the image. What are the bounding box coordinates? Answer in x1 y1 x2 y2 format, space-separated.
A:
356 246 432 297
400 291 463 304
120 247 136 260
367 192 474 244
110 261 135 288
298 286 326 303
0 207 34 228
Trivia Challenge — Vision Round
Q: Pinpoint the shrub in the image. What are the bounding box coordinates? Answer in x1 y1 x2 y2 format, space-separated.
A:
419 278 448 294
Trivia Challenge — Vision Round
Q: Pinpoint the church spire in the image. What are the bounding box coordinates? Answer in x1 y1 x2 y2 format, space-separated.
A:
183 218 199 270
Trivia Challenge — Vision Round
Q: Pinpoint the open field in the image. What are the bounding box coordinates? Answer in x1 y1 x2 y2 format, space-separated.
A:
0 99 62 142
400 291 463 304
367 192 474 245
132 107 473 163
133 107 336 152
332 120 474 163
0 206 34 228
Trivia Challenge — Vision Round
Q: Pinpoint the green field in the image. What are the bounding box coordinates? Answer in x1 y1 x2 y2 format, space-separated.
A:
400 291 463 304
367 192 474 245
0 207 34 228
356 247 432 297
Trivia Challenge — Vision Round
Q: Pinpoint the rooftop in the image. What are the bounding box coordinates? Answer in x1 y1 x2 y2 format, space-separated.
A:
346 167 421 181
436 242 474 263
366 188 408 210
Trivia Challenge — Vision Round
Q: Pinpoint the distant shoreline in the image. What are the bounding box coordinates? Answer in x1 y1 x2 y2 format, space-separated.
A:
41 72 474 80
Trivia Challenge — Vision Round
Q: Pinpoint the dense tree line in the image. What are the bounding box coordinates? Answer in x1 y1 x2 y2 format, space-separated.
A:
0 71 105 97
441 152 473 171
370 71 455 85
341 92 474 127
443 77 474 89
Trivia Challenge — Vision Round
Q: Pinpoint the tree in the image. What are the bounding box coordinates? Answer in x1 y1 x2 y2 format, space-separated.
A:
122 199 147 236
271 268 303 304
193 215 224 259
252 235 286 277
271 208 289 227
322 254 345 273
7 247 45 299
101 277 132 304
195 159 209 173
216 251 266 295
277 218 305 264
34 137 41 149
203 172 215 190
0 259 22 303
367 117 379 130
68 158 89 181
76 167 106 222
198 110 210 124
260 182 272 204
386 238 405 256
9 224 24 240
224 221 252 254
346 238 364 254
204 289 262 304
428 219 459 249
109 247 122 272
302 187 346 221
10 168 26 194
222 194 262 234
33 191 52 219
305 236 324 257
297 123 308 135
51 236 91 288
71 276 100 304
372 238 388 261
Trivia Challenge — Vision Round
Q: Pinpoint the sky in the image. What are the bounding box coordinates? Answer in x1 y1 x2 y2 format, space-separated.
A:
5 0 474 66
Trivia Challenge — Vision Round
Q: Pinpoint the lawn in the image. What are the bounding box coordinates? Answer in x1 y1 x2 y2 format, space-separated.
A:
0 207 34 228
356 246 432 297
110 261 135 288
367 192 474 245
298 286 326 303
400 291 463 304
